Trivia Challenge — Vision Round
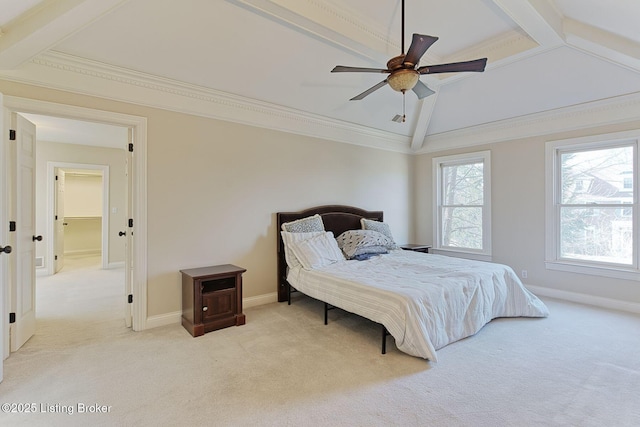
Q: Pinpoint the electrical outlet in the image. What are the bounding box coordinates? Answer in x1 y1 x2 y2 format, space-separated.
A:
521 270 528 279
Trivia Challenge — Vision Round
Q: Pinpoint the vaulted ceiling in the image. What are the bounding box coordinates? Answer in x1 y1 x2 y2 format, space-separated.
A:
1 0 639 152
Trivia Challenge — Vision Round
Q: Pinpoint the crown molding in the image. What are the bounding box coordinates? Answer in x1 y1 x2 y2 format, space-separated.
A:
0 51 411 153
0 0 130 69
419 90 640 153
4 50 638 158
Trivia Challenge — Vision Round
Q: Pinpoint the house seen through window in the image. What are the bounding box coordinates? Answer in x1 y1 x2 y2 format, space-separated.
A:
559 144 634 265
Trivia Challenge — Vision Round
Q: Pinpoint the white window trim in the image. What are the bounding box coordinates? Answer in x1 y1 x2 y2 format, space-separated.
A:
432 150 492 261
545 129 640 281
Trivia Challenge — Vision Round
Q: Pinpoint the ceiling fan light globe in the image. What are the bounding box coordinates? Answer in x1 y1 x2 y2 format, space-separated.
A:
387 69 419 92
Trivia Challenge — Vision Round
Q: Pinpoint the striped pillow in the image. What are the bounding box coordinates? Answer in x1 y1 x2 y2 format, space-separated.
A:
289 232 344 270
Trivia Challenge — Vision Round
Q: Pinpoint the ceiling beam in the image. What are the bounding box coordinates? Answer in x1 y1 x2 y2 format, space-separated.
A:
229 0 393 65
490 0 564 48
410 91 439 151
564 19 640 73
0 0 129 70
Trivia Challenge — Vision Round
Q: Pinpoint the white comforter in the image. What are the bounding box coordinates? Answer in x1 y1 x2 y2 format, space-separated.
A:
287 249 549 361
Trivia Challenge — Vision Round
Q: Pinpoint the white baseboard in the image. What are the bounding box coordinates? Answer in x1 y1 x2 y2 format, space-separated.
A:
527 285 640 314
145 310 181 329
244 292 277 308
106 261 125 269
64 249 101 256
143 292 279 330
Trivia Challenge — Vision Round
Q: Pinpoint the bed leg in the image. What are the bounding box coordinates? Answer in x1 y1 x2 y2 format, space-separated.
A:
381 325 389 354
323 303 336 325
287 282 291 305
324 302 328 325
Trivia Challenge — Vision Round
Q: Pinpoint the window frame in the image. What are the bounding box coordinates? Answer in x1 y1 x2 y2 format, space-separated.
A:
545 130 640 280
432 150 492 261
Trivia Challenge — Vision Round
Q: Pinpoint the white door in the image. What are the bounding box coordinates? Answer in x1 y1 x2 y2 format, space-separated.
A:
0 99 8 382
124 130 133 327
54 168 65 273
10 113 37 352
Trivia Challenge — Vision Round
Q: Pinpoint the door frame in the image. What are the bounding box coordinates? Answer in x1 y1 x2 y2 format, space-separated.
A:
1 96 8 371
3 96 148 332
46 163 110 274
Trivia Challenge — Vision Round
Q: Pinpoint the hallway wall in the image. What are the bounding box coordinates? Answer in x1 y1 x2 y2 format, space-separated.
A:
63 173 103 255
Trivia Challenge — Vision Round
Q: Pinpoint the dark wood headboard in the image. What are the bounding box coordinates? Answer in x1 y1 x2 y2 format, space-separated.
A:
276 205 383 302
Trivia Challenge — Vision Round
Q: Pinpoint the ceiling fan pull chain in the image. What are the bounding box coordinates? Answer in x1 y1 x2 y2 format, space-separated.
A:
402 91 406 122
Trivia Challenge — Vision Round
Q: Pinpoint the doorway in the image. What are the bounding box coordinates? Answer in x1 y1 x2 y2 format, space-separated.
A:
26 117 127 343
36 163 122 335
45 163 112 275
1 95 148 360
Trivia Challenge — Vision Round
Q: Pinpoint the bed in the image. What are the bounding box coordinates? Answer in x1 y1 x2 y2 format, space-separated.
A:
276 205 549 361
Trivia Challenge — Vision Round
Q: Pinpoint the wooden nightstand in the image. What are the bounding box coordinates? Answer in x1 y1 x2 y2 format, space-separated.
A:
400 244 432 253
180 264 246 337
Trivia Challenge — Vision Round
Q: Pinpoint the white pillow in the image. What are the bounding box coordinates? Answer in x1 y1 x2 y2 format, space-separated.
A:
281 231 325 269
289 232 344 270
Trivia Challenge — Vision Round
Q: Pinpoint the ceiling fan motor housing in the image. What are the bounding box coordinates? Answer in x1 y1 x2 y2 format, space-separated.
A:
387 56 419 92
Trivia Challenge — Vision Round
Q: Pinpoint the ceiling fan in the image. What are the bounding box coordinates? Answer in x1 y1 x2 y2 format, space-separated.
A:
331 0 487 104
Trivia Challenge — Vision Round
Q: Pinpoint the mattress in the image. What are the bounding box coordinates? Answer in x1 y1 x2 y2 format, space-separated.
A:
286 249 549 361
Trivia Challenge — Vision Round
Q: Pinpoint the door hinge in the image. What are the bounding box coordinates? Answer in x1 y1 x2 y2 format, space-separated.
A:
128 294 133 304
128 218 133 228
9 221 16 232
9 129 16 140
9 313 16 324
128 143 134 152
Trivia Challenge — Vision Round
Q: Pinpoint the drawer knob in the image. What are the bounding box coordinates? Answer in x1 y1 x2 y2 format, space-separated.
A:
202 306 208 312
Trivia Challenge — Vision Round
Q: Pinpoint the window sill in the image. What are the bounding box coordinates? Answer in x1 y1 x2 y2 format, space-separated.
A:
545 260 640 281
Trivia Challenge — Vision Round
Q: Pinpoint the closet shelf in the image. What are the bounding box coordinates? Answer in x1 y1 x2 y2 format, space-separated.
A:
64 216 102 220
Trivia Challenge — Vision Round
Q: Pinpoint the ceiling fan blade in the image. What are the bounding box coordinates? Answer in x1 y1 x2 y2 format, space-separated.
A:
403 34 439 67
332 66 389 73
418 58 487 74
412 80 435 99
350 80 388 101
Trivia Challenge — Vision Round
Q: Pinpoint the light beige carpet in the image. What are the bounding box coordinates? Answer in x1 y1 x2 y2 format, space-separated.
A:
1 256 639 426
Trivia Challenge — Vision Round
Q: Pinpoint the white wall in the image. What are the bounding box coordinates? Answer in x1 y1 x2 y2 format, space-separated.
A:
6 75 640 324
145 108 412 315
3 77 639 321
414 120 640 307
64 174 102 217
63 217 101 255
1 80 412 319
63 174 102 255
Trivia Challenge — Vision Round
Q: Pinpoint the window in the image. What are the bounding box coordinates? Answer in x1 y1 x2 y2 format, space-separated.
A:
433 151 491 259
546 131 640 279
